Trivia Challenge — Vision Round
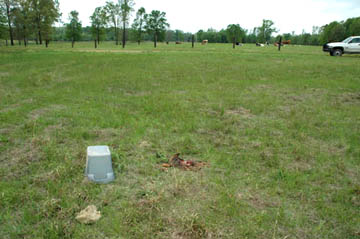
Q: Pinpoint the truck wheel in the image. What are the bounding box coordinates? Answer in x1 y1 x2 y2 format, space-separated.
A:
333 49 343 56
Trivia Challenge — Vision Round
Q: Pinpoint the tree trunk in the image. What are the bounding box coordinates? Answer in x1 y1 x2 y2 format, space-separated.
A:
35 38 38 45
122 22 126 48
192 35 195 48
154 33 157 48
72 39 74 48
45 40 48 48
95 40 97 49
97 28 100 45
233 37 235 49
278 37 282 51
23 26 27 47
38 30 42 45
115 26 118 45
5 4 14 46
138 29 142 45
18 40 21 45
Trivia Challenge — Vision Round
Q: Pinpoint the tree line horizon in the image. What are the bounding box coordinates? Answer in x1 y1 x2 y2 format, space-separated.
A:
1 0 360 47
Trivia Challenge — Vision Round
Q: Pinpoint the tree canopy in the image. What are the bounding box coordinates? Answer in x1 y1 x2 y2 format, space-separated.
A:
0 2 8 41
144 10 169 48
90 6 107 44
226 24 245 44
131 6 145 44
256 19 277 43
29 0 61 44
105 1 121 45
119 0 134 48
65 10 82 47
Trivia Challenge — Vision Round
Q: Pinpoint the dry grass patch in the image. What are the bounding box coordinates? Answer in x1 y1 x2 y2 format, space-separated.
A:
0 98 34 113
338 92 360 104
0 140 43 179
74 49 143 54
27 105 66 121
0 72 10 78
225 107 253 118
124 91 151 97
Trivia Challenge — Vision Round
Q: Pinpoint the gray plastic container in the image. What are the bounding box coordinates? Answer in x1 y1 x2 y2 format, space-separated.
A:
85 146 115 184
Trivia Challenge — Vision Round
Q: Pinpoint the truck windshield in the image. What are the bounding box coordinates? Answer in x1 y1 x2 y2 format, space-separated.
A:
342 37 353 43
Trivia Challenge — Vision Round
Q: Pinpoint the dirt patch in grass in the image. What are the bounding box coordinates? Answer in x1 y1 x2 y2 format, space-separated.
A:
43 124 62 135
0 140 43 179
93 128 119 138
339 92 360 104
286 159 313 173
124 91 151 97
91 128 127 143
249 84 273 91
139 140 151 148
75 49 143 54
0 98 34 113
225 107 253 118
306 136 347 157
27 105 66 120
0 72 10 78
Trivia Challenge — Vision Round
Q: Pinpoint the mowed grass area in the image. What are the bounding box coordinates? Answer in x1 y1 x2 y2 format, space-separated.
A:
0 41 359 238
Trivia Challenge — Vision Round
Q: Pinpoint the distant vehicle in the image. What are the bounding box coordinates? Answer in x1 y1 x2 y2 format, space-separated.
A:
323 36 360 56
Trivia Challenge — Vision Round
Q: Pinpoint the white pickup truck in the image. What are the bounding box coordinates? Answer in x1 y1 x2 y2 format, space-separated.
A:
323 36 360 56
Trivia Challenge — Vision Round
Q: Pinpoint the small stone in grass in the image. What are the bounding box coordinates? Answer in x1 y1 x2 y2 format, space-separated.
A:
76 205 101 224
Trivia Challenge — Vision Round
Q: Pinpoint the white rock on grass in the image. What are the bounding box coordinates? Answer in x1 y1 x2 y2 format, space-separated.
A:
76 205 101 224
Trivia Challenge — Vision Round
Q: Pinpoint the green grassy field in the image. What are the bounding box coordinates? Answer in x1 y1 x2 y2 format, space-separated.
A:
0 41 359 238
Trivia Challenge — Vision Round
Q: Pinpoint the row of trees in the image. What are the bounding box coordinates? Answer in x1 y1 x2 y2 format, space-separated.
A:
196 20 277 44
319 17 360 44
0 0 170 48
0 0 61 46
195 17 360 46
61 19 276 46
64 3 169 48
1 0 359 47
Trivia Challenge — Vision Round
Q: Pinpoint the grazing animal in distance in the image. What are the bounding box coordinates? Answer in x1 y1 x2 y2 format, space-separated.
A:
202 40 208 45
176 41 182 44
275 40 291 46
282 40 291 45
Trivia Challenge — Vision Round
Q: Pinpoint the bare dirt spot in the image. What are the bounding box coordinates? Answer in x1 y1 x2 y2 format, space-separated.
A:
251 84 272 91
75 49 143 54
28 105 66 120
305 136 347 157
286 95 304 102
0 72 10 78
0 98 34 113
287 160 313 172
339 92 360 104
246 192 279 210
124 91 150 97
91 128 123 143
139 141 151 148
225 107 253 118
42 124 65 142
0 140 43 179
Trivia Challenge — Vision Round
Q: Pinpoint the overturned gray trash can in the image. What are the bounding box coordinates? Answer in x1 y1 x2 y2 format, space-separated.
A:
85 146 115 184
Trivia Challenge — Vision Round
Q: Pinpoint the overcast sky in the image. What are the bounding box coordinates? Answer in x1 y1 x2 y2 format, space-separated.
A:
58 0 360 34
